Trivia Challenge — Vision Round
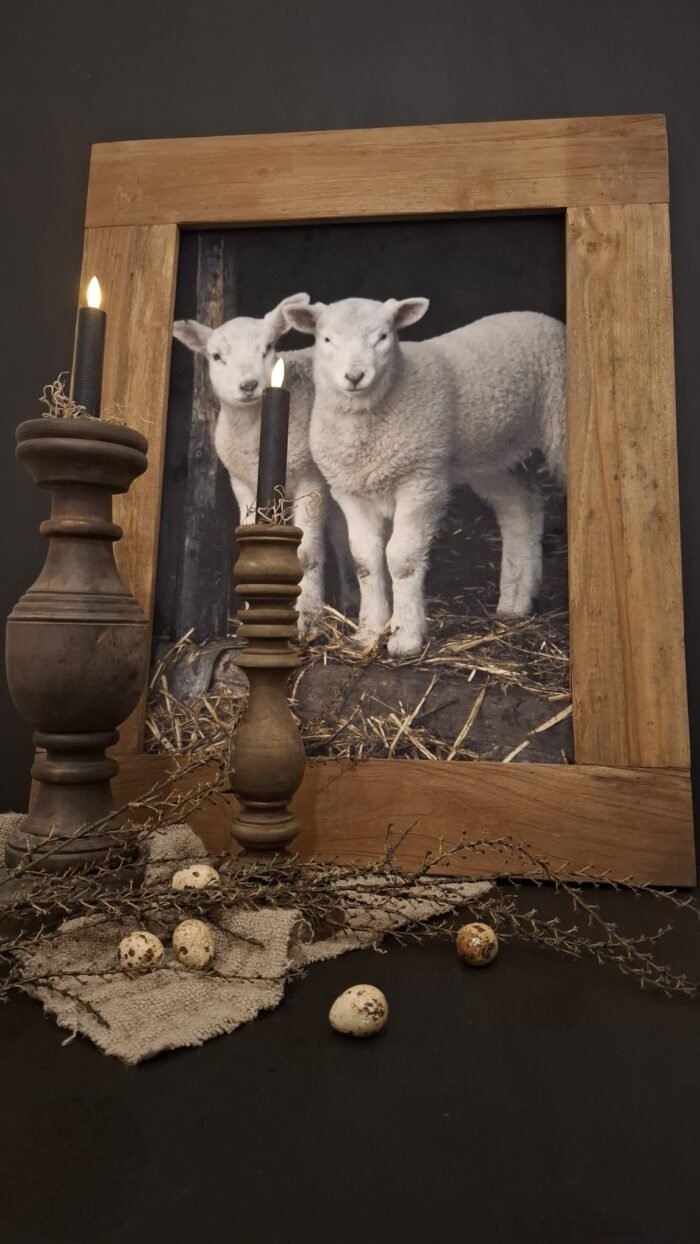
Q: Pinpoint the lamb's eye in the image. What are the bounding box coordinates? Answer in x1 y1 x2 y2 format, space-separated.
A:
212 352 222 362
378 332 388 343
323 336 332 344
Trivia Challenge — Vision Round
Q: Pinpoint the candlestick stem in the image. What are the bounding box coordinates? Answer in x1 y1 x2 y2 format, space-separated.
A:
228 523 305 856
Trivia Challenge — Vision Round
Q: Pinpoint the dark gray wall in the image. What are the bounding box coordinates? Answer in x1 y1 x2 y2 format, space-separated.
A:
1 0 698 811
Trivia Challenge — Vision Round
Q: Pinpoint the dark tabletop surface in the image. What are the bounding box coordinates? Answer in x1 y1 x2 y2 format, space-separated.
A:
0 886 697 1244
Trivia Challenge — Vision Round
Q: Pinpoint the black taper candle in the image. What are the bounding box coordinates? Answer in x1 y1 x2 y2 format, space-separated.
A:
255 382 290 516
71 297 106 417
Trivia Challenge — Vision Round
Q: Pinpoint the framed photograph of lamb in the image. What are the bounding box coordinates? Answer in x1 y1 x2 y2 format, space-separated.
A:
160 217 569 766
77 115 694 883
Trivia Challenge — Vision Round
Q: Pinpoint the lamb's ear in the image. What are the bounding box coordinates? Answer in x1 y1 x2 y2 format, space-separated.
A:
385 297 430 330
283 301 326 336
173 319 212 354
265 293 311 339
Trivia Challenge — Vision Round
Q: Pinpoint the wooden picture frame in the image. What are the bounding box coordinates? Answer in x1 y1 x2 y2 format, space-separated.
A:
78 114 694 883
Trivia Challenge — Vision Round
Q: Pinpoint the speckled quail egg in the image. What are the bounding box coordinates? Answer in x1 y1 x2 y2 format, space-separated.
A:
329 984 388 1037
171 864 220 892
172 919 215 969
456 922 499 966
118 930 165 972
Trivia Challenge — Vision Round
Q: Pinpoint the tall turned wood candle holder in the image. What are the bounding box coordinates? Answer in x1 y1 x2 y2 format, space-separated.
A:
229 523 306 857
5 416 150 875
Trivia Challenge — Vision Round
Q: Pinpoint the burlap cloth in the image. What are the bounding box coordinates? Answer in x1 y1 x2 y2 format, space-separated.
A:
0 813 490 1064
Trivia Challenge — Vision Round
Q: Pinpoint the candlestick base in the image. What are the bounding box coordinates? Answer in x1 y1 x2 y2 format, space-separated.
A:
229 524 306 858
4 416 149 879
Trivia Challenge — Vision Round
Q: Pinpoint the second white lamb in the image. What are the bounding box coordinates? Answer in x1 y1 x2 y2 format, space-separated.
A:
285 297 566 657
174 294 329 629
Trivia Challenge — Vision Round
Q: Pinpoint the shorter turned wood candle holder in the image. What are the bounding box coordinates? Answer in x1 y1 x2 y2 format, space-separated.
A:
229 524 306 856
5 416 150 876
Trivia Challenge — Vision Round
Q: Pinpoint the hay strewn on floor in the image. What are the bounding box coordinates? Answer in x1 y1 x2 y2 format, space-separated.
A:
146 597 572 764
300 598 569 694
147 633 245 753
147 498 572 763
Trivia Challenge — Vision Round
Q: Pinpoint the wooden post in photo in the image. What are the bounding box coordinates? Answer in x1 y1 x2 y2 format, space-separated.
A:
228 523 305 856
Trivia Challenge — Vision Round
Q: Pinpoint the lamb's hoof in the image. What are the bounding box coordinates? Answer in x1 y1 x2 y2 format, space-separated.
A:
387 631 425 659
495 606 529 622
352 625 384 653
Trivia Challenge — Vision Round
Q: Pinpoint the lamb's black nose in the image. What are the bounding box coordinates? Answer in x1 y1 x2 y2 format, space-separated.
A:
239 379 258 394
345 369 365 387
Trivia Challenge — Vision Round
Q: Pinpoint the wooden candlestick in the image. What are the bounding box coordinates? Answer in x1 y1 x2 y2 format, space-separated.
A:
4 416 150 875
229 523 306 856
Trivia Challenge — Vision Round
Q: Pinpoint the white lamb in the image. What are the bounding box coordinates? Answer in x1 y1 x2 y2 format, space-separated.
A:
173 294 329 629
285 297 566 658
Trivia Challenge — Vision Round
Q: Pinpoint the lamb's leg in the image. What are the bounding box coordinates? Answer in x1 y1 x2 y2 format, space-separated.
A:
327 497 357 612
386 479 444 658
229 475 256 525
466 469 544 617
294 483 326 633
334 491 390 646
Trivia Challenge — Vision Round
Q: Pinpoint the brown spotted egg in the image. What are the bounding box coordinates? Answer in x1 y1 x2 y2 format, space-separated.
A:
172 919 215 969
171 864 220 891
456 922 499 966
329 985 388 1037
118 930 165 972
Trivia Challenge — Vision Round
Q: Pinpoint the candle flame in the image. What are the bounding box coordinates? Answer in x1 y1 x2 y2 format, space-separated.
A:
270 358 285 388
86 276 102 309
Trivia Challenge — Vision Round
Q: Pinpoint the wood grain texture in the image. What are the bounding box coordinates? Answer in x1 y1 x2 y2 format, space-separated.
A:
85 115 669 228
566 204 689 769
112 755 695 885
77 119 693 883
78 224 180 750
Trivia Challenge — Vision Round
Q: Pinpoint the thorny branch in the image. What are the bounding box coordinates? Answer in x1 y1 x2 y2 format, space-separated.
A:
1 804 699 1006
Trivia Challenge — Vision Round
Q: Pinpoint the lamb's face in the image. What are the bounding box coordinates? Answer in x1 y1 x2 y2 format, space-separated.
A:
285 296 430 401
314 300 397 395
172 293 310 410
204 318 276 408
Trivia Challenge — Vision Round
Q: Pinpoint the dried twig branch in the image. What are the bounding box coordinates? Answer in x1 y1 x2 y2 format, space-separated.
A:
2 819 699 1006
